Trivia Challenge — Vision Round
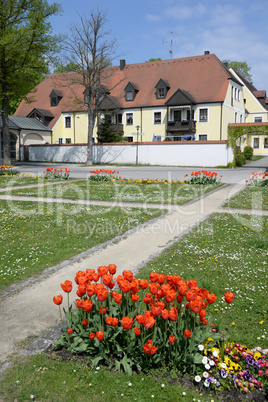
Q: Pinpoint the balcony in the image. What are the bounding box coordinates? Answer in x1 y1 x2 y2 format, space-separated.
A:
167 120 196 133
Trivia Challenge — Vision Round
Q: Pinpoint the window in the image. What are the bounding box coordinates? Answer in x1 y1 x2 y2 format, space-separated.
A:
199 108 208 122
51 97 57 107
238 90 241 101
173 110 181 122
65 116 71 128
199 134 208 141
264 138 268 148
157 88 165 99
154 112 161 124
126 113 133 125
254 116 263 122
235 112 238 123
253 137 260 149
154 135 162 142
235 88 237 100
117 114 122 124
65 138 72 144
126 136 133 142
126 91 134 101
58 137 63 144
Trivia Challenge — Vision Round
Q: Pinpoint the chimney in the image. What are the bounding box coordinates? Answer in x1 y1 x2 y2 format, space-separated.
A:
120 59 126 71
223 61 229 68
204 51 210 55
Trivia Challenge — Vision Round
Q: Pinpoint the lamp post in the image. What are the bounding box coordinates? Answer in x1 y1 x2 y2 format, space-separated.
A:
136 125 140 165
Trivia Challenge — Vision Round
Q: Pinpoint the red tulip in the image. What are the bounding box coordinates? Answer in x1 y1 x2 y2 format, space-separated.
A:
53 295 63 305
99 307 107 315
224 292 235 303
89 332 95 340
134 326 141 336
139 279 149 289
61 280 72 293
121 316 133 330
184 329 192 338
136 314 145 324
96 330 104 341
98 266 109 276
67 328 73 334
82 299 93 312
150 345 157 355
82 319 88 326
169 334 175 344
108 264 117 275
105 316 113 326
112 317 119 327
207 293 217 304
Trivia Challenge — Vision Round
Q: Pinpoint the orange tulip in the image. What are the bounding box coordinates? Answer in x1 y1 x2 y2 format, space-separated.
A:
179 284 188 296
143 343 151 354
136 314 145 324
134 326 141 336
139 279 149 289
150 345 157 355
99 307 107 315
74 271 86 284
224 292 235 303
53 295 63 305
61 280 72 293
161 309 169 320
131 293 139 303
82 319 88 326
98 266 109 276
186 290 195 302
82 299 93 313
89 332 95 340
151 306 161 317
86 269 95 281
207 293 217 304
102 274 113 287
199 309 207 319
149 272 158 282
76 299 83 308
96 331 104 341
67 328 73 334
105 316 113 326
149 282 159 295
121 316 133 330
97 288 109 302
92 272 101 282
78 284 86 296
157 274 165 284
112 317 119 327
165 290 176 303
169 334 175 344
168 306 178 321
113 293 122 304
119 280 131 293
144 316 156 329
86 284 95 297
123 270 133 282
190 299 202 314
184 329 192 338
108 264 117 275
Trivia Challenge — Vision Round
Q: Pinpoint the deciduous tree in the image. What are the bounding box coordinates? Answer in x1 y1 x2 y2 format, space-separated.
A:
0 0 61 164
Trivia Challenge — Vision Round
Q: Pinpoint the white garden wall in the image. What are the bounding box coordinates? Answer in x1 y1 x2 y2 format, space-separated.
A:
27 141 233 167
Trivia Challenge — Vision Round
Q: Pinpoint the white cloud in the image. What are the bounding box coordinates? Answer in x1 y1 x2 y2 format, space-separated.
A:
146 14 162 22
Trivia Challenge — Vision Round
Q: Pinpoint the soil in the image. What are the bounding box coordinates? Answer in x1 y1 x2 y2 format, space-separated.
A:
46 347 268 401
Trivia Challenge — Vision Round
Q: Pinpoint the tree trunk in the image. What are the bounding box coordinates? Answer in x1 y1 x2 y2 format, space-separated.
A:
86 98 95 166
1 96 11 165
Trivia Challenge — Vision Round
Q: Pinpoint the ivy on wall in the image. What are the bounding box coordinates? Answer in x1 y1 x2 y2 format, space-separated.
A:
227 125 268 166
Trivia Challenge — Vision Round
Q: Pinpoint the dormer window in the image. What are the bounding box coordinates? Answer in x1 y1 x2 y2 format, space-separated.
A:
49 89 62 107
155 79 169 100
124 82 138 102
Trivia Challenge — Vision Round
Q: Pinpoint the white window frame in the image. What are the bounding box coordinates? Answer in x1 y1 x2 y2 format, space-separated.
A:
198 134 208 141
125 112 134 126
65 115 72 128
253 137 260 149
199 108 208 122
254 115 263 122
264 137 268 149
58 137 63 144
153 110 162 124
65 137 72 144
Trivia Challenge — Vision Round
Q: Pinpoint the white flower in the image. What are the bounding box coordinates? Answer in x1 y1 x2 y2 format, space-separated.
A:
151 395 154 398
209 359 215 366
203 371 209 378
212 349 219 357
202 356 208 364
128 383 132 387
220 363 227 369
182 392 186 396
205 363 210 370
195 375 201 382
161 384 165 388
204 380 210 387
198 344 204 351
89 383 92 386
96 367 100 370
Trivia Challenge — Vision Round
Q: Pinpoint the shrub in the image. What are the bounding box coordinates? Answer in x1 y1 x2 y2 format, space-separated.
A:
235 151 246 167
243 146 253 160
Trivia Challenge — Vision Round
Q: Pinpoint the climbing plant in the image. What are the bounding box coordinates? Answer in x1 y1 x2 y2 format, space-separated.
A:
227 125 268 167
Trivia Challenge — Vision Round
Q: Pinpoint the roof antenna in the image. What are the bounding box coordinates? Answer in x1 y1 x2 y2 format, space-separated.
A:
163 32 184 59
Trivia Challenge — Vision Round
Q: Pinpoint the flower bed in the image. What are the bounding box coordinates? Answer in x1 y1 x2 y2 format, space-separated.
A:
88 169 119 182
52 264 267 395
185 170 222 185
246 172 268 187
43 167 71 180
0 165 20 176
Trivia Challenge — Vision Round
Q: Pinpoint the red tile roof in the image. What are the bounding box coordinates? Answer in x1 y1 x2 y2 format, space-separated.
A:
15 53 237 128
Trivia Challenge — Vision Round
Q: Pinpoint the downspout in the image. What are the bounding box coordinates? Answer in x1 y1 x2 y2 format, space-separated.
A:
73 112 76 143
140 107 143 142
220 102 223 141
19 129 21 161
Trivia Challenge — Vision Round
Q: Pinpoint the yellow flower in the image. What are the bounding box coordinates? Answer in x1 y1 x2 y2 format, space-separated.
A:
259 321 264 324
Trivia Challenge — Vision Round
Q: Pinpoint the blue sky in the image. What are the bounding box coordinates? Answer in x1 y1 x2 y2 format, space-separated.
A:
48 0 268 91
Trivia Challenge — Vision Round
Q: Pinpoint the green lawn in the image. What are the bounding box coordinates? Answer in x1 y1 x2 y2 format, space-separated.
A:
224 186 268 210
9 180 222 204
0 200 164 291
